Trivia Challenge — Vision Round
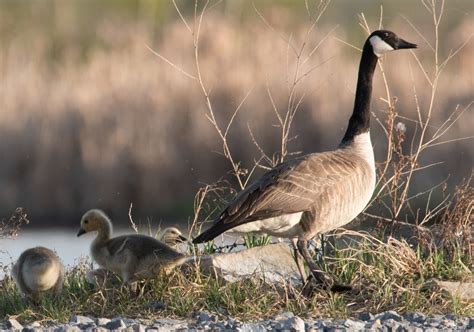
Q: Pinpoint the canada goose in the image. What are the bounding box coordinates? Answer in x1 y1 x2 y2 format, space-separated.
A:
77 209 186 283
12 247 64 301
193 30 417 287
160 227 188 247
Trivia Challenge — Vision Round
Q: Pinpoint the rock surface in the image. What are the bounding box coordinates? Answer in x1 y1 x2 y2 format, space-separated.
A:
186 243 301 284
436 280 474 300
0 311 471 331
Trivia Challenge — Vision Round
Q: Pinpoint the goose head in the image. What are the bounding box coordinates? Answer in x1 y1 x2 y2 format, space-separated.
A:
77 209 111 237
368 30 417 57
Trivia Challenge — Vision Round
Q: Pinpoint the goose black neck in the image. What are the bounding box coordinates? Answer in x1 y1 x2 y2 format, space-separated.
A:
340 40 379 145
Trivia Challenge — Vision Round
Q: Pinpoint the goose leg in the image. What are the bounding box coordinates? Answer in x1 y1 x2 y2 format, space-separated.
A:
291 239 307 283
297 239 334 288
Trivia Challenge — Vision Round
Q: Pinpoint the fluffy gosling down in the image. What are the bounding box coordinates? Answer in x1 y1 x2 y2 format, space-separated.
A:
77 209 186 283
12 247 65 301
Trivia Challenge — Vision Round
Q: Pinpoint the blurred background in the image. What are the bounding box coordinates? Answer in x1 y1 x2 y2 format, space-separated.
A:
0 0 472 235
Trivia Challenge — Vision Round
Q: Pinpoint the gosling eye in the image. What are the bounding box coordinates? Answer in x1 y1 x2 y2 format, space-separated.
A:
84 219 89 224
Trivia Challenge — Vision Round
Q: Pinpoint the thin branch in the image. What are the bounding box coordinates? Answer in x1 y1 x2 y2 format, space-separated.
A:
172 0 193 34
146 45 197 80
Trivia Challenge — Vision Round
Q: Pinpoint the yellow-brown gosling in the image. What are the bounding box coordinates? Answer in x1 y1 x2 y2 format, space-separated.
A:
12 247 64 301
160 227 188 247
77 209 186 284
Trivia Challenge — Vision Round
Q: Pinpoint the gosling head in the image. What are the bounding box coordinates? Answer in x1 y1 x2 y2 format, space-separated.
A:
161 227 188 246
77 209 111 237
368 30 417 57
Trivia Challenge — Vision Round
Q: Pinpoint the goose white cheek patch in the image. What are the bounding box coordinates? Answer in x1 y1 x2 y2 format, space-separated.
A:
369 35 394 57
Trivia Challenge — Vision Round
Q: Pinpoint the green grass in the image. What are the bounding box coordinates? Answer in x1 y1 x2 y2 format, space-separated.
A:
1 233 472 325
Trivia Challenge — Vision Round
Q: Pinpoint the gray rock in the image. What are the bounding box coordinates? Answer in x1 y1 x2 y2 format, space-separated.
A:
21 328 43 332
104 318 127 330
93 328 109 332
343 319 365 330
96 318 111 326
122 318 138 327
196 311 217 324
131 323 145 332
436 280 474 300
358 312 375 321
274 316 305 331
273 311 295 320
425 317 441 327
185 243 301 285
54 326 82 332
469 317 474 329
376 310 402 322
384 318 401 331
238 323 266 332
69 315 95 325
6 319 23 330
367 319 382 330
404 312 425 323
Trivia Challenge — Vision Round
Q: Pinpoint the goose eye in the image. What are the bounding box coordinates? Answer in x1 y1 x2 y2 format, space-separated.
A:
384 32 389 38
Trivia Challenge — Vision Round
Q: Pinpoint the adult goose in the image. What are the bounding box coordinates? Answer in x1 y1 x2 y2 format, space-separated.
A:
77 209 186 284
193 30 416 286
12 247 65 301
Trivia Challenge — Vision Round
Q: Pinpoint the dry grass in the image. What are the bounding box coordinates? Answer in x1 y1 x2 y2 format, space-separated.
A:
0 226 472 324
0 0 472 325
0 1 472 224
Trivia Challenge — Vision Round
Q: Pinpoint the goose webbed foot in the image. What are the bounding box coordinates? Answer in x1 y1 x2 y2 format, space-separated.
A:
297 238 352 295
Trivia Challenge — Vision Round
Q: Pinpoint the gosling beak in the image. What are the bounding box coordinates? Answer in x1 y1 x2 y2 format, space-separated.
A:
177 234 188 243
77 228 86 237
396 38 417 50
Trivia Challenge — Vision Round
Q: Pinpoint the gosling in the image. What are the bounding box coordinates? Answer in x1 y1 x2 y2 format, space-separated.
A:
12 247 64 301
160 227 188 247
77 209 186 284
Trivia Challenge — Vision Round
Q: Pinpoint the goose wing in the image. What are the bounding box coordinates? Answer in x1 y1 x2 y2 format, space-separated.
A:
194 151 355 242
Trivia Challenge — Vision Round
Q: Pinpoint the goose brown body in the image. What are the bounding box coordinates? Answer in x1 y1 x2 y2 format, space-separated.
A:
226 134 375 240
193 30 416 286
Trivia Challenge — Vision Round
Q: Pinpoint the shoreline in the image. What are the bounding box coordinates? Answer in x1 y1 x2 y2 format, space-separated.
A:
2 311 473 331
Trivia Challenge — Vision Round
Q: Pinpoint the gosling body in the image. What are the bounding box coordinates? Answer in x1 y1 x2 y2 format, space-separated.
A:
12 247 64 300
77 209 186 283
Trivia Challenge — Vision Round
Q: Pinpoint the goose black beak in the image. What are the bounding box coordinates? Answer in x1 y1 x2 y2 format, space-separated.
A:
77 228 86 237
397 38 417 50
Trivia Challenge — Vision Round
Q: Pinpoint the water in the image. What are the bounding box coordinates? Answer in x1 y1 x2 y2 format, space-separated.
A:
1 230 93 275
0 228 250 279
0 227 227 277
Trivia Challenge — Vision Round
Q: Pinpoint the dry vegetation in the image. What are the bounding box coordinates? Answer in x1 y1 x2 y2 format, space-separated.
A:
0 0 472 324
0 0 472 224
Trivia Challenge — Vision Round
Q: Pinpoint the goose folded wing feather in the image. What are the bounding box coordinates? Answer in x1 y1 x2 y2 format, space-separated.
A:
218 153 354 226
